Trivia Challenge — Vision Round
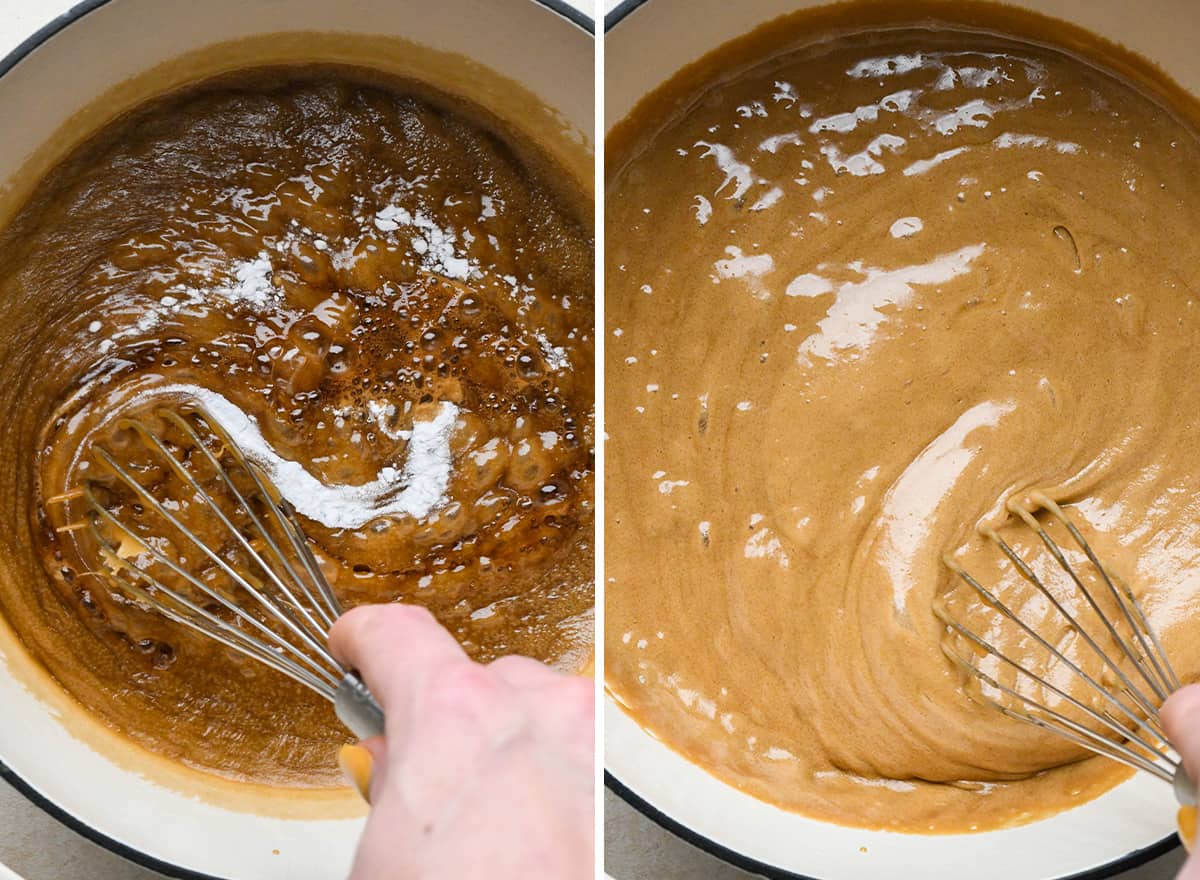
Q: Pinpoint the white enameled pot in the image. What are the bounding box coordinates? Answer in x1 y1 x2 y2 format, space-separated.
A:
604 2 1198 878
0 2 592 878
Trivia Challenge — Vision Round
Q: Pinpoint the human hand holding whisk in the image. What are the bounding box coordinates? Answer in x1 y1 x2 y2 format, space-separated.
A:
60 403 594 879
937 491 1196 867
1164 688 1200 876
329 603 593 880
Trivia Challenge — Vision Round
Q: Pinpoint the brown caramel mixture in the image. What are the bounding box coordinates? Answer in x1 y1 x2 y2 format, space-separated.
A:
0 67 592 785
606 11 1200 832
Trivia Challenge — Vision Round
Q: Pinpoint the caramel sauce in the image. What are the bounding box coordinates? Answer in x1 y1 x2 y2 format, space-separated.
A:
606 4 1200 832
0 66 593 786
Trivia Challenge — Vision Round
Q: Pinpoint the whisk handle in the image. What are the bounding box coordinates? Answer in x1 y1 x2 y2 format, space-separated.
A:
1177 764 1197 807
335 673 386 740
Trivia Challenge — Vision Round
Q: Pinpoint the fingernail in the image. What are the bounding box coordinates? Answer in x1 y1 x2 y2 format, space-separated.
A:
338 743 374 804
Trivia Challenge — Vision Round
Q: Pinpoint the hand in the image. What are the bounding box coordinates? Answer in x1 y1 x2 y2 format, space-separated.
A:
1163 685 1200 878
328 603 594 880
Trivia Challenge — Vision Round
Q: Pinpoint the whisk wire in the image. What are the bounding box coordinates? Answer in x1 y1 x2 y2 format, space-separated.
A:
1035 494 1181 695
158 409 343 632
981 520 1163 723
941 610 1172 777
277 503 344 627
90 442 341 678
88 529 339 699
194 409 345 629
1014 499 1172 705
940 561 1166 750
52 403 385 742
133 412 339 662
1011 706 1175 782
83 481 341 693
939 495 1190 798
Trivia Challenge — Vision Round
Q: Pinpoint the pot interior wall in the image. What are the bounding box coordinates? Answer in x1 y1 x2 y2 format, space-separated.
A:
605 0 1200 128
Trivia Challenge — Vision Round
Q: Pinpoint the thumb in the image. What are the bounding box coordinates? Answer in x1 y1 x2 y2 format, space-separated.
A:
1164 686 1200 787
328 603 466 713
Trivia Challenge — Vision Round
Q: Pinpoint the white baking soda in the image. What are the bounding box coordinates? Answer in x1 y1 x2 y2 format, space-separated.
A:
127 383 459 530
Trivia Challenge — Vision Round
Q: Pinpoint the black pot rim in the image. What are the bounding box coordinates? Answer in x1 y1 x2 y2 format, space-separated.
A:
604 0 646 31
603 2 1182 878
0 0 591 877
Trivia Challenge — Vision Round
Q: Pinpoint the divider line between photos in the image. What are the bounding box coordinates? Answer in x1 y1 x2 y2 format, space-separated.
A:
593 15 607 880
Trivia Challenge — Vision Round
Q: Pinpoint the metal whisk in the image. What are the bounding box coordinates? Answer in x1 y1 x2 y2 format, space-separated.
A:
49 405 385 742
935 491 1196 814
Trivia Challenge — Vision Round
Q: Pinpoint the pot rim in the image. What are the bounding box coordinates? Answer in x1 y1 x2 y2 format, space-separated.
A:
0 0 594 82
602 1 1183 877
604 0 644 31
605 769 1180 880
0 1 593 877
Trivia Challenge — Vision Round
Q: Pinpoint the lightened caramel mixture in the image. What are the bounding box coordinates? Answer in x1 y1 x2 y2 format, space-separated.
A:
0 67 592 785
606 13 1200 832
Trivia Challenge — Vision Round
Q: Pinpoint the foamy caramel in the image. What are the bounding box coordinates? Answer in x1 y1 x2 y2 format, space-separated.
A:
0 66 593 786
606 7 1200 832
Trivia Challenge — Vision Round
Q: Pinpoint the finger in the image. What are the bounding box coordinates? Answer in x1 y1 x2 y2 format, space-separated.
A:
1164 685 1200 784
488 657 593 762
488 654 559 689
1182 852 1200 880
329 603 466 710
536 674 595 763
360 734 390 804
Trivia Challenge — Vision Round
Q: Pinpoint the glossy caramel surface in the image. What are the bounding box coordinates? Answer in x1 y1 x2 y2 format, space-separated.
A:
606 13 1200 831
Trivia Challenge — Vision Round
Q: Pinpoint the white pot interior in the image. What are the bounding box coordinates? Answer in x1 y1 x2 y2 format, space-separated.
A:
604 2 1197 878
0 2 591 878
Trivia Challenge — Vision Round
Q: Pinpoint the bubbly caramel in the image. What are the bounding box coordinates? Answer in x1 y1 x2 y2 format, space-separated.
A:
606 11 1200 832
0 66 593 785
